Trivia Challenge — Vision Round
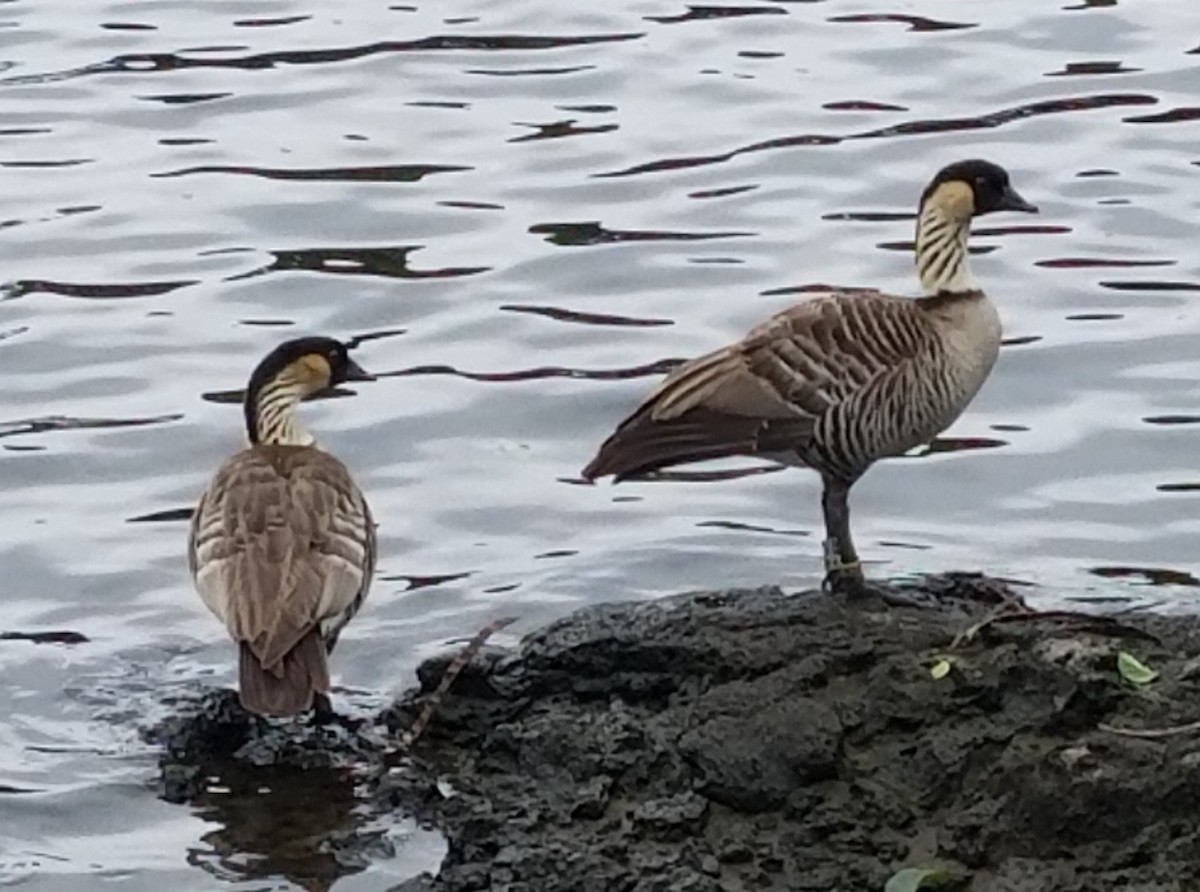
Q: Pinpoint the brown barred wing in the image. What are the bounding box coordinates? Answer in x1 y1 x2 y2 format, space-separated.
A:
581 291 938 481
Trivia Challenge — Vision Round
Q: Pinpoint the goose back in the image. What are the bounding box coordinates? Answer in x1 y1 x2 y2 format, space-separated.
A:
189 445 375 696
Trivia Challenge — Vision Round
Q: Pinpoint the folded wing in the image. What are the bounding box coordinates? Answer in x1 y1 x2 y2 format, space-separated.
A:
581 292 936 482
189 447 374 716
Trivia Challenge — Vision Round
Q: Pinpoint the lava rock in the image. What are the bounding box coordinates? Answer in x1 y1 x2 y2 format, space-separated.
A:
380 577 1200 892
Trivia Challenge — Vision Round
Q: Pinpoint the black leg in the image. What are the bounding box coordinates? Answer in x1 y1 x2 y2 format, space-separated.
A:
820 475 934 609
312 692 336 726
310 691 364 731
821 476 864 593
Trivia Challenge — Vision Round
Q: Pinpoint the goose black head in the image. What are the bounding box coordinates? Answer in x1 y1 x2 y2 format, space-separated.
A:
920 159 1038 220
246 336 374 395
243 336 373 440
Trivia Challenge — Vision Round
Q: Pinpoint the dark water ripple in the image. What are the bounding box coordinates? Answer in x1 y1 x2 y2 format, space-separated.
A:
500 304 673 327
827 13 974 32
0 32 647 85
529 221 753 246
595 93 1157 178
137 91 231 105
4 279 197 299
1124 106 1200 124
234 15 312 29
1036 258 1174 269
508 119 618 142
1047 61 1141 77
1143 415 1200 426
645 5 788 24
382 358 683 383
0 413 182 439
153 163 471 182
467 64 597 76
4 0 1200 887
1100 281 1200 292
1 630 89 644
229 246 491 282
823 99 907 112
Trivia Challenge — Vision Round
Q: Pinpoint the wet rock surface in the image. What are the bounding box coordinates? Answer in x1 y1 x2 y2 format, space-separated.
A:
149 688 388 802
150 576 1200 892
147 688 445 889
378 577 1200 892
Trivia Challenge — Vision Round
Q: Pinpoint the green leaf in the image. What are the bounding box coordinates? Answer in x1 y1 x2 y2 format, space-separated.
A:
1117 651 1158 685
884 867 957 892
929 658 952 680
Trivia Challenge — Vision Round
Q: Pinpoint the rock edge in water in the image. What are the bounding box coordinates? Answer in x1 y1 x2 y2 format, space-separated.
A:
381 576 1200 892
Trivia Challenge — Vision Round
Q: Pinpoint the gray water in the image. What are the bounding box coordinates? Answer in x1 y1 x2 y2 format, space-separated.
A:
3 0 1200 887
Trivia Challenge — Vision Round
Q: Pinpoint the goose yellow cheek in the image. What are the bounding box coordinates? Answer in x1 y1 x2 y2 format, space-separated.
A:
928 180 974 219
298 353 333 384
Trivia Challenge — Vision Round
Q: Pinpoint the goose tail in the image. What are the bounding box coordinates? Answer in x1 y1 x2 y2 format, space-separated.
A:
237 630 330 718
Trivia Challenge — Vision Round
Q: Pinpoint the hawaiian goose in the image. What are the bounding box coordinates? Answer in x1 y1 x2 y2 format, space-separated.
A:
189 337 376 717
581 159 1037 598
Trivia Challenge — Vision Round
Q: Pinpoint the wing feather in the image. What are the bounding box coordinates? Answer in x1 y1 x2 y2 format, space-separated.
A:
582 291 942 481
189 446 374 670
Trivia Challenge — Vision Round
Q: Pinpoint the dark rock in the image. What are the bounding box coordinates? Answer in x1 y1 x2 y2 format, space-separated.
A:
378 577 1200 891
390 876 437 892
631 791 708 841
680 694 841 811
569 773 613 819
146 576 1200 892
145 687 385 798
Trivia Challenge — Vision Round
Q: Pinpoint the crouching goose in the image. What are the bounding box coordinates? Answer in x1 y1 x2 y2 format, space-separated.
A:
581 159 1037 599
189 337 376 717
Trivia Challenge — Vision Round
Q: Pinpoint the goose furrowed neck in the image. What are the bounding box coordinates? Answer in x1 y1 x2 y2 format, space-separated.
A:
914 204 976 295
244 374 315 447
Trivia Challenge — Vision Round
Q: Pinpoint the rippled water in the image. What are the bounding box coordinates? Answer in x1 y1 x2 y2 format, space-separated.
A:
3 0 1200 887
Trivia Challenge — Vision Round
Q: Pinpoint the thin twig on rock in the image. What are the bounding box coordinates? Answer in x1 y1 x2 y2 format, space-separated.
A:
1099 720 1200 739
950 602 1028 648
951 607 1159 650
399 616 517 749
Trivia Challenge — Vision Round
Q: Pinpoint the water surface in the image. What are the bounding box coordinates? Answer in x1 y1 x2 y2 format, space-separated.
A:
3 0 1200 887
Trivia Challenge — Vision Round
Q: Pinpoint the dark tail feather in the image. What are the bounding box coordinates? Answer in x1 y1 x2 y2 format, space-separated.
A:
581 408 767 482
238 630 330 718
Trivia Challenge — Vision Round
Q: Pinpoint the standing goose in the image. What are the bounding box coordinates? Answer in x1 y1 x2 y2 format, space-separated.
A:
189 337 376 717
581 159 1037 598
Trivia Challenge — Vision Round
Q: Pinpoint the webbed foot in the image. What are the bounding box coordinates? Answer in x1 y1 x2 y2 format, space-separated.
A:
822 542 936 609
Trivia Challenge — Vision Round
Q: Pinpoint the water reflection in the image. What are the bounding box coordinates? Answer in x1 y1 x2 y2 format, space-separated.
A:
184 765 368 892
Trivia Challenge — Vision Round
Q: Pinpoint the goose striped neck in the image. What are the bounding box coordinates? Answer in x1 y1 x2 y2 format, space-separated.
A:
245 372 314 446
914 201 974 295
